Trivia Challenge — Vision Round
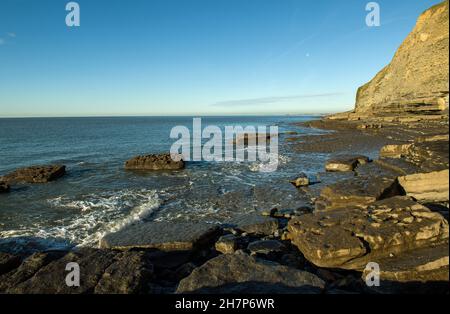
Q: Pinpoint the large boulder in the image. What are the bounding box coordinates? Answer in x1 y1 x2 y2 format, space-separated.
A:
1 165 66 184
125 153 184 170
398 169 449 202
100 221 220 251
353 1 449 118
176 253 325 294
288 196 449 270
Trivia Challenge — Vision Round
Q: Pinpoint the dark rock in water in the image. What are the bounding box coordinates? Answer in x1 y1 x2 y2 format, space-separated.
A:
230 213 279 236
315 175 402 211
215 234 238 254
288 196 449 271
0 181 10 193
1 165 66 184
176 254 325 294
100 221 220 251
290 173 310 187
362 242 449 294
94 251 154 294
247 240 286 255
0 252 21 275
325 155 370 172
125 153 184 170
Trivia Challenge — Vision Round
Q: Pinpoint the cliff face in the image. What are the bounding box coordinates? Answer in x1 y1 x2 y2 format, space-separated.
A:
353 1 449 118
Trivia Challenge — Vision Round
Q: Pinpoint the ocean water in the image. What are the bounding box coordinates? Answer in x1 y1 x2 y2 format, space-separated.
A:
0 116 328 253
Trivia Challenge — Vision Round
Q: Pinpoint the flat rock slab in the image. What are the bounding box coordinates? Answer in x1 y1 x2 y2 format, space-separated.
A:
1 165 66 184
125 153 184 170
100 221 220 251
325 155 370 172
398 169 449 203
288 196 449 271
176 253 325 294
315 175 402 211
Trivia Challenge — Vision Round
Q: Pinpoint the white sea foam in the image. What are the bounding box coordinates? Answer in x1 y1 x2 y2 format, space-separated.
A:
0 189 160 249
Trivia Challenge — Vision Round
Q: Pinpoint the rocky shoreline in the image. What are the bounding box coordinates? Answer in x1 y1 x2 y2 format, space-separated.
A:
0 115 448 294
0 0 449 295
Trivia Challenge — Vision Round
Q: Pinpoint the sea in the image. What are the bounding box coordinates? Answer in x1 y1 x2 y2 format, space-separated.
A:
0 116 329 253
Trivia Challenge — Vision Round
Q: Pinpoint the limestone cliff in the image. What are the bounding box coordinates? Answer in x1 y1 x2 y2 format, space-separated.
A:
353 1 449 118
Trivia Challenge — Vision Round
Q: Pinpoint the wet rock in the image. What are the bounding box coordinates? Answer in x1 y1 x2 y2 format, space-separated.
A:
176 254 325 294
100 221 220 251
398 169 449 202
315 175 402 211
325 155 370 172
0 252 21 275
231 213 279 236
247 240 286 255
1 165 66 184
94 251 154 294
288 196 449 271
0 181 10 193
125 153 184 170
290 173 310 187
215 234 238 254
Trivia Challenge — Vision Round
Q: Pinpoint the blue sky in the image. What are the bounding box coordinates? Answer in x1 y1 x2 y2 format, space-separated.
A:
0 0 442 117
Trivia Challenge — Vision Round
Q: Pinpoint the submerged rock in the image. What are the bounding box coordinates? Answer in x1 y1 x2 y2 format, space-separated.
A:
100 221 220 251
288 196 449 270
325 155 370 172
176 254 325 294
398 169 449 202
1 165 66 184
125 153 184 170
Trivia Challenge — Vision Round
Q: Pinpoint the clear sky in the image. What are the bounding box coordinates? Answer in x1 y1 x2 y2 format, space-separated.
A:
0 0 442 117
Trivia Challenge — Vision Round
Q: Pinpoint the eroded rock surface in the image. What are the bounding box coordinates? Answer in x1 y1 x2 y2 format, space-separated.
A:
125 153 184 170
1 165 66 184
288 196 449 270
398 169 449 202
